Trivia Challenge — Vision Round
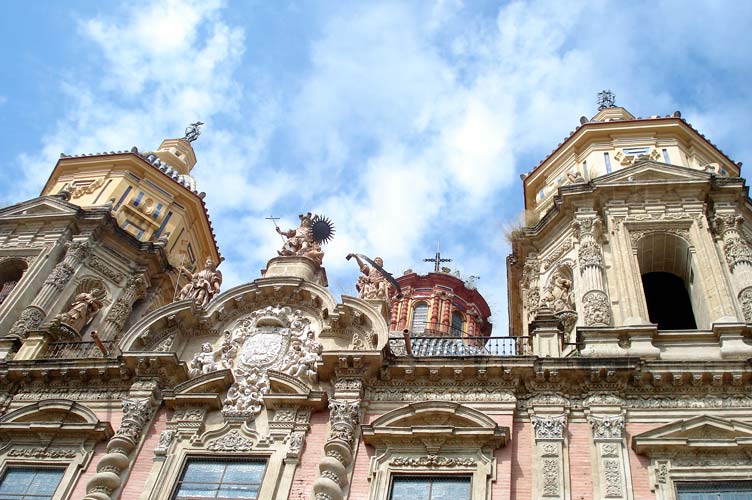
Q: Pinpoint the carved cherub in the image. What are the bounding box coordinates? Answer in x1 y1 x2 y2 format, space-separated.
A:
188 342 228 378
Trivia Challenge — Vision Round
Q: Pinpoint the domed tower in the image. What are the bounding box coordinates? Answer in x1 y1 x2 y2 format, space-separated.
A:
387 248 497 355
508 92 752 359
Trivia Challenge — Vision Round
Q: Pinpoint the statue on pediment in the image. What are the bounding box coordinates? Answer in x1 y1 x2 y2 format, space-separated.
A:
177 258 222 307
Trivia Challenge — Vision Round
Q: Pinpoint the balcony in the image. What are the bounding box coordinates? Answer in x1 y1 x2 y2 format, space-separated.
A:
389 324 531 357
43 341 119 359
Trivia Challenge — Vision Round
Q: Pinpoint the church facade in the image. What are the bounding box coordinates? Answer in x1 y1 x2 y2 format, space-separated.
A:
0 104 750 500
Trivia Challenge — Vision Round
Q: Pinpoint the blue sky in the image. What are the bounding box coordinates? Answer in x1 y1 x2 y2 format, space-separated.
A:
1 0 751 334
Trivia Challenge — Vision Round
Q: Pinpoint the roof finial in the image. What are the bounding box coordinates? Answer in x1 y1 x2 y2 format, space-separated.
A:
597 90 616 111
183 121 204 143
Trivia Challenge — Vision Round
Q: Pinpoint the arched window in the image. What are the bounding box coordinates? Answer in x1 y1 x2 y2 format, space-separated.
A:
637 232 699 329
450 311 464 338
410 302 428 336
0 259 27 305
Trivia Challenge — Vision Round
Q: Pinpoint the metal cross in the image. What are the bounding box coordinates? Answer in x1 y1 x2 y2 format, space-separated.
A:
597 90 616 111
423 241 452 273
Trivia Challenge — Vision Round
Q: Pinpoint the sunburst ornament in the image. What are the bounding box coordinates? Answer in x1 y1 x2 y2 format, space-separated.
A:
311 214 335 244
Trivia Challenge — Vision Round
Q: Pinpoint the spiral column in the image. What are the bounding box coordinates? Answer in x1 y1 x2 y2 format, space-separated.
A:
312 399 360 500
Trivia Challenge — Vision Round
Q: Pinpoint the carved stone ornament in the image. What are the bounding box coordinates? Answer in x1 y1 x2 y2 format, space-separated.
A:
531 414 567 440
388 455 477 467
44 263 74 289
723 234 752 269
542 457 560 496
583 290 611 326
327 400 360 446
116 399 153 443
88 256 125 284
9 306 44 337
578 240 604 268
572 215 602 240
155 430 175 454
284 430 306 458
8 448 78 459
211 306 323 417
207 430 254 452
603 458 623 497
589 415 625 440
739 287 752 323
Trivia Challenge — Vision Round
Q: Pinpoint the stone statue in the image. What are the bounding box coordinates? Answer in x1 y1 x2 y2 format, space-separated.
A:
56 288 106 333
277 213 324 265
286 333 323 381
348 254 391 300
177 258 222 307
183 121 204 143
188 341 228 377
543 272 575 313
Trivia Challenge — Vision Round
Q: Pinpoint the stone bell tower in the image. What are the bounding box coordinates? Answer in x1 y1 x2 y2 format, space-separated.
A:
508 93 752 360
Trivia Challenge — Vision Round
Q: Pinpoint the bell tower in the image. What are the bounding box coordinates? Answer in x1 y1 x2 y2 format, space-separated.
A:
508 92 752 359
39 123 219 273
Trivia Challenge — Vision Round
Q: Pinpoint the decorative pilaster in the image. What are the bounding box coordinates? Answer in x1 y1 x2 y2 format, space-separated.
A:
572 214 612 326
312 399 360 500
588 414 630 500
521 257 541 323
9 239 91 338
714 212 752 321
531 414 568 499
99 273 146 340
84 380 157 500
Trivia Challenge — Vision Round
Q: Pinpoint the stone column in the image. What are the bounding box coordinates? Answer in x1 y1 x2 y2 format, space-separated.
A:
588 414 630 500
9 239 91 339
397 297 409 331
99 273 147 340
84 380 157 500
429 292 440 332
531 413 569 499
312 399 360 500
440 292 452 334
714 212 752 321
572 214 612 327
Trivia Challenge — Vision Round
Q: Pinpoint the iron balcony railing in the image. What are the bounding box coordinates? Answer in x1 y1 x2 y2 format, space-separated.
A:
44 341 119 359
389 334 531 357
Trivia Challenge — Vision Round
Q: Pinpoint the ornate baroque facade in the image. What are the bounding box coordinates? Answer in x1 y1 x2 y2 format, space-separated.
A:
0 106 751 500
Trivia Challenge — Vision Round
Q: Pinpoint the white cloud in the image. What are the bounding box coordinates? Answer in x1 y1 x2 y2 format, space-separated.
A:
8 0 752 334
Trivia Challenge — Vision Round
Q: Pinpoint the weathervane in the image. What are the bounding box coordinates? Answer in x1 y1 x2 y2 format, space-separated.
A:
597 90 616 111
184 121 205 143
424 241 451 273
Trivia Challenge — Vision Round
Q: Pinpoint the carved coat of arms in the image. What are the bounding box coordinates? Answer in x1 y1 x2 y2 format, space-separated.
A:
192 306 322 417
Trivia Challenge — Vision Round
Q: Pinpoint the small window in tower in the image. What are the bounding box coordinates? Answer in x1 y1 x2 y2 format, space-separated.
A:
450 311 465 338
536 188 546 201
410 303 429 336
604 152 612 173
662 148 670 163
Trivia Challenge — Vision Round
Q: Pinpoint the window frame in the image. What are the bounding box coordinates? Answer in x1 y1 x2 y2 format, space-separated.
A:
171 456 268 500
0 465 66 500
388 473 473 500
409 302 429 336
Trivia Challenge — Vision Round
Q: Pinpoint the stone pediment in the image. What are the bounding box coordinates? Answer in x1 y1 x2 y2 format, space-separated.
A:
362 402 509 449
632 415 752 455
592 160 712 186
0 196 81 220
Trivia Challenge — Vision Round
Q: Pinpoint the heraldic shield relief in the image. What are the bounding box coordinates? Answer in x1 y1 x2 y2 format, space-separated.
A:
188 305 323 418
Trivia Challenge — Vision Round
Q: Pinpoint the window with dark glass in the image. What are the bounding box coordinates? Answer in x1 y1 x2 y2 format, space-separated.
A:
410 303 429 336
0 467 65 500
173 459 266 499
450 311 464 338
676 480 752 499
390 475 471 500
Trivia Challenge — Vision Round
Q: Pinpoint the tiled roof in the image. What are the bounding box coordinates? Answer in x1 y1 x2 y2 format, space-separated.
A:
59 147 221 260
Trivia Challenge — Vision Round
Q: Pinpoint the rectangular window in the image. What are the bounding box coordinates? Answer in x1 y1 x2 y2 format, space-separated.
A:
0 467 65 500
173 459 266 499
390 475 471 500
662 148 670 164
604 152 612 173
676 480 752 499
